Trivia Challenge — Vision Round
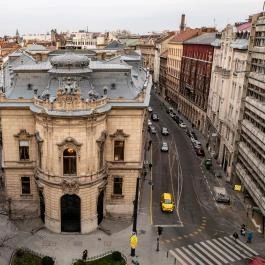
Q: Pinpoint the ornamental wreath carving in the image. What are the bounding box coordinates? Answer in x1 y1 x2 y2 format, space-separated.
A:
61 179 79 194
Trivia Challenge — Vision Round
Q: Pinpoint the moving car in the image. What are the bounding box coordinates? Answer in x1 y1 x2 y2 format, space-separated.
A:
214 187 230 204
161 193 174 212
161 142 169 152
161 127 169 136
148 106 153 112
151 113 159 121
150 126 156 134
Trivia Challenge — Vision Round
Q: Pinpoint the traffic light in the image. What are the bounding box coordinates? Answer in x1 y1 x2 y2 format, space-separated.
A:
158 226 163 236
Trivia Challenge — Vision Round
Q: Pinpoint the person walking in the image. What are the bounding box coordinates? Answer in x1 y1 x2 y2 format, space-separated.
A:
233 232 239 243
82 249 88 261
241 224 246 236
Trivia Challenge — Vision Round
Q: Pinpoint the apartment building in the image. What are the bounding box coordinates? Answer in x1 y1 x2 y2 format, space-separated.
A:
207 22 250 181
235 13 265 234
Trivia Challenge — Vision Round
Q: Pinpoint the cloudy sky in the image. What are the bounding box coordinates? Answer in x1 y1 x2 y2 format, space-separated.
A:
0 0 262 35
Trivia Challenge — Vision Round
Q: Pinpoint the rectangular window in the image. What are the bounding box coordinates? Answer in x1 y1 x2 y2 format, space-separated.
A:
114 141 124 161
19 140 29 160
21 176 31 194
113 176 123 195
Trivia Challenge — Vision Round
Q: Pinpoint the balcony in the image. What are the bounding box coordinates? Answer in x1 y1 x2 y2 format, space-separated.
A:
35 166 108 187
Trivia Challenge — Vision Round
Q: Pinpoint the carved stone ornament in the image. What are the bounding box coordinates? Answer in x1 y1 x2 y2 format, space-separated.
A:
109 129 129 140
62 179 79 195
96 131 107 147
57 137 82 159
14 129 34 140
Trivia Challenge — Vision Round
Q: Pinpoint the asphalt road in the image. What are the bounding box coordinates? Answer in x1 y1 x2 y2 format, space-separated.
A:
142 93 262 265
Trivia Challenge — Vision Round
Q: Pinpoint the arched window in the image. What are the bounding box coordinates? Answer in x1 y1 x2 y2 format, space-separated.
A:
63 148 77 175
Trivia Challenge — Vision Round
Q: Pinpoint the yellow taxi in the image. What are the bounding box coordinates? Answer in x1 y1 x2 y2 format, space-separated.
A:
160 193 174 212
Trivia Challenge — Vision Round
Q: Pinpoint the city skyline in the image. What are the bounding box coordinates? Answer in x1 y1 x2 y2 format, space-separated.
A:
0 0 262 36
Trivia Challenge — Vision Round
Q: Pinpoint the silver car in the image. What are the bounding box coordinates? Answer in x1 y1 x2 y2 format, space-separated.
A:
161 142 169 152
150 126 156 134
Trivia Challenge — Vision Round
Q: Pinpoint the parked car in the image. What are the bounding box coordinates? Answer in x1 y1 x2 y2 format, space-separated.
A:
160 193 174 212
161 142 169 152
179 122 187 128
195 147 205 157
150 126 156 134
166 107 173 114
148 106 153 112
169 112 176 118
193 140 202 149
213 186 230 204
161 127 169 136
147 119 152 126
151 113 159 121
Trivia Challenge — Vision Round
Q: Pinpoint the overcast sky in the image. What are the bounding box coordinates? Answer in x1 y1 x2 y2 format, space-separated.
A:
0 0 262 36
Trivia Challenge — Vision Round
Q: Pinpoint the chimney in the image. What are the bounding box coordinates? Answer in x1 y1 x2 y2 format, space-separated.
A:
180 14 185 32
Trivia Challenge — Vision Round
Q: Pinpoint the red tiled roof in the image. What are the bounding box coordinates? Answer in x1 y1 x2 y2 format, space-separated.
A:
169 29 201 43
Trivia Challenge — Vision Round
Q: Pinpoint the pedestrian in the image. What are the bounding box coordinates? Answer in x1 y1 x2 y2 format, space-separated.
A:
82 249 88 261
149 162 152 170
241 224 246 236
233 232 239 243
246 231 253 243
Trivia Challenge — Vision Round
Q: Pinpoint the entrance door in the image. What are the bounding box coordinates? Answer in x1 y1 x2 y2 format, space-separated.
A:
97 190 104 225
61 194 81 232
39 191 45 223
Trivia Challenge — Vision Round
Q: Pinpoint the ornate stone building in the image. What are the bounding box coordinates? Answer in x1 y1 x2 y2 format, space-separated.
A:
0 50 151 233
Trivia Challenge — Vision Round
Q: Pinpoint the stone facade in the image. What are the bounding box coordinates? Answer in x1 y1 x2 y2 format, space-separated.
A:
207 23 250 181
0 51 151 233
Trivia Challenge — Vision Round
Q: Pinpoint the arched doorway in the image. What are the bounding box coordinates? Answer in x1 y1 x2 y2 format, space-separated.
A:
97 190 104 225
61 194 80 232
39 191 45 223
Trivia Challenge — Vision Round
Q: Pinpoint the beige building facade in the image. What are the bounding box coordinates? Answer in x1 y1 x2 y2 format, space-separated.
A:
207 23 250 181
0 51 151 233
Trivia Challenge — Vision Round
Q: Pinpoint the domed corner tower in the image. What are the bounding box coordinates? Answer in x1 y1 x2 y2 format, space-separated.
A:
32 53 110 234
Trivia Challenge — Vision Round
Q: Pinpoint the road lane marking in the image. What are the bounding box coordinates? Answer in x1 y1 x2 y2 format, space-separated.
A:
194 243 222 265
218 237 248 259
200 241 229 264
169 250 189 265
182 246 204 265
228 235 259 255
188 245 214 265
224 237 254 257
206 240 235 262
212 238 241 260
175 248 196 265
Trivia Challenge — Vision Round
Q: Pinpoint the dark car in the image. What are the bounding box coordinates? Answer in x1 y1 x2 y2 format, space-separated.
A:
151 113 159 121
173 115 179 123
195 147 205 157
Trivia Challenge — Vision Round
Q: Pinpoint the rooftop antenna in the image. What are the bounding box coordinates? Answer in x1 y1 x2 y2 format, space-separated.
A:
213 18 216 29
263 1 265 16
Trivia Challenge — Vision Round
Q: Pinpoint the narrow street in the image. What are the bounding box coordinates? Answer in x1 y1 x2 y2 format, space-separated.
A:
140 92 263 265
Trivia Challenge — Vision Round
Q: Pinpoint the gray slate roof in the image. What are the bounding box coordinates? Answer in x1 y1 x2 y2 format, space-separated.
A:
184 33 217 45
3 51 149 104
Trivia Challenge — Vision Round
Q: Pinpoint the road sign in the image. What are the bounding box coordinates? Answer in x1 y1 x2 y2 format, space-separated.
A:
130 234 138 249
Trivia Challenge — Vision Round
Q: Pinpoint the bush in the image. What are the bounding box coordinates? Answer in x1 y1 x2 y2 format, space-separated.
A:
111 251 122 261
16 249 24 258
41 256 54 265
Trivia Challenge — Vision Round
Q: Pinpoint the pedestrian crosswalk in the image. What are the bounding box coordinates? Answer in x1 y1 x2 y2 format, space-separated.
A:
168 235 259 265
